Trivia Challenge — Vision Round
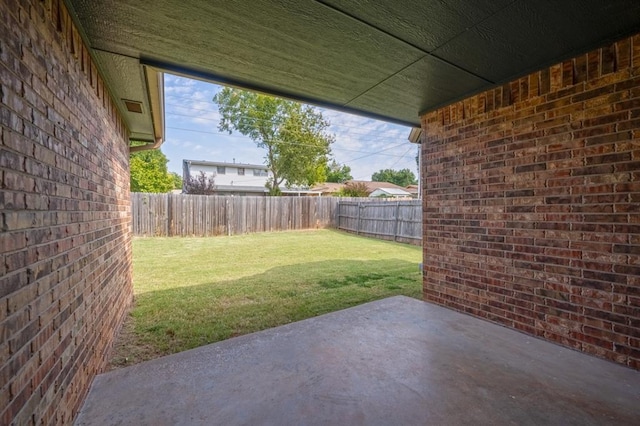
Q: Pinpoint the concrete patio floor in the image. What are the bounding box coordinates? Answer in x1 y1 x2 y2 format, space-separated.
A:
76 296 640 425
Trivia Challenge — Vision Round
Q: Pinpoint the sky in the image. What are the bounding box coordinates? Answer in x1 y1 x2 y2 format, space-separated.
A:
161 74 419 181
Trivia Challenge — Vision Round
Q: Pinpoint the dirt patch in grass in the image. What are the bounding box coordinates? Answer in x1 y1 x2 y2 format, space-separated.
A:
108 309 187 371
107 314 159 370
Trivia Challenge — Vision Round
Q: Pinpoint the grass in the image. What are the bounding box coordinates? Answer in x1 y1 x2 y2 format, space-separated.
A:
108 229 422 369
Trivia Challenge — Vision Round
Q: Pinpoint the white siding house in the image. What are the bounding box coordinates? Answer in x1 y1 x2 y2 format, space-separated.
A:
183 160 321 196
368 187 412 198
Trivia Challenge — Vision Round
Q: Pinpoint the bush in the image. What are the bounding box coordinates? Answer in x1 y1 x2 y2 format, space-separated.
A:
184 171 216 195
338 182 369 197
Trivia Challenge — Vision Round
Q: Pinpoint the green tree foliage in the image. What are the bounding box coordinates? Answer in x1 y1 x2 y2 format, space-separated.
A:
371 168 417 187
325 160 352 183
169 172 183 190
214 87 334 195
130 149 174 193
338 182 370 197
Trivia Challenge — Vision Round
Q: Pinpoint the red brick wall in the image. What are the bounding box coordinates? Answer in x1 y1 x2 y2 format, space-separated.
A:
1 0 133 423
421 35 640 369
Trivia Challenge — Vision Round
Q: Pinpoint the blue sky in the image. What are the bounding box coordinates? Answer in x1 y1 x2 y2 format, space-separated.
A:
161 74 419 181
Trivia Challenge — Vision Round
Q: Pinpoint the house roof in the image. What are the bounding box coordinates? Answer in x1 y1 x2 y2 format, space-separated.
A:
348 180 407 193
405 185 419 194
211 185 321 195
185 160 269 170
370 188 412 196
311 180 411 194
311 183 345 193
66 1 640 135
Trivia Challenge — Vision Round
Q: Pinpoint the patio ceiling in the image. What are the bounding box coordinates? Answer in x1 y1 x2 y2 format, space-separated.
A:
65 0 640 142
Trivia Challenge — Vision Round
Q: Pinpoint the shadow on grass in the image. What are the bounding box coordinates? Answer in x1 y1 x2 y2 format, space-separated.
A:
109 258 421 369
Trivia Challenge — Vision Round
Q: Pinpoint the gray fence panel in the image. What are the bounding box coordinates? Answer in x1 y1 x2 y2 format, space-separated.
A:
131 194 422 244
131 193 342 237
336 200 422 245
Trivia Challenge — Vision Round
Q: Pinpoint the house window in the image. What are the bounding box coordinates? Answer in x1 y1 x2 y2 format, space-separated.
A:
237 168 245 176
217 166 226 175
253 169 267 176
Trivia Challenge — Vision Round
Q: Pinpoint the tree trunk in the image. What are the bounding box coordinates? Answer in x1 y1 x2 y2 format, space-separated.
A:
266 142 281 194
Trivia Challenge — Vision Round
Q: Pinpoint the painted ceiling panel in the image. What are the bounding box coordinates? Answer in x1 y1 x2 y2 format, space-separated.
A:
346 56 488 124
70 0 424 106
317 0 512 52
67 0 640 127
433 0 640 83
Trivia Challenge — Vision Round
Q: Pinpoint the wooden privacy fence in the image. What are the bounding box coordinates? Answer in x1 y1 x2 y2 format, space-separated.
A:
336 200 422 245
131 193 343 237
131 193 423 243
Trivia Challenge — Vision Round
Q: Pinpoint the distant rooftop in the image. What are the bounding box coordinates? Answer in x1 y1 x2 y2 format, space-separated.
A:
348 180 408 193
371 187 412 196
184 159 269 170
311 180 413 194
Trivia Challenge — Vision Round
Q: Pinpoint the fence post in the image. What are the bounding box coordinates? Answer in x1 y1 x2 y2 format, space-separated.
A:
393 201 400 241
167 194 173 237
133 194 418 238
226 198 231 236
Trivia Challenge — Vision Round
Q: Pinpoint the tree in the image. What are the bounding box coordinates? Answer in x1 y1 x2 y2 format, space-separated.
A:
130 149 174 193
169 172 183 190
184 171 216 195
325 160 352 183
214 87 334 195
338 182 370 197
371 168 417 187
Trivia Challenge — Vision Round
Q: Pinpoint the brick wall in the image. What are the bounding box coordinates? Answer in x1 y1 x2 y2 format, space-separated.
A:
1 0 133 423
421 34 640 369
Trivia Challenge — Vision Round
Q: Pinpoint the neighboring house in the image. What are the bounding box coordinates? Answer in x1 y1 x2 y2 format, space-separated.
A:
310 180 413 198
369 187 413 198
310 182 344 196
350 180 410 195
405 184 419 198
183 160 321 196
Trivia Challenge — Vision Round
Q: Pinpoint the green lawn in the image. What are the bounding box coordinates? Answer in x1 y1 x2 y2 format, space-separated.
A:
109 229 422 368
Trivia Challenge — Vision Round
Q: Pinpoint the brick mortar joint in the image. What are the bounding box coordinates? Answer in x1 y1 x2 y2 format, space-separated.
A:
422 40 640 128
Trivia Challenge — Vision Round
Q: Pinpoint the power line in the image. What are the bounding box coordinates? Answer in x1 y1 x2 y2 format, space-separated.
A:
166 110 407 143
164 92 415 172
342 141 408 163
387 145 415 170
165 106 404 137
165 92 399 129
352 145 416 180
165 93 216 103
166 126 411 158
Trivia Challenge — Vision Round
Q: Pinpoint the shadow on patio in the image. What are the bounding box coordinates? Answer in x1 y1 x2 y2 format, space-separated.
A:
76 296 640 425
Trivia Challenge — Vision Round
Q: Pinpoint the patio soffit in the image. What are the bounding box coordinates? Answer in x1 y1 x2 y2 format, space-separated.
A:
65 0 640 133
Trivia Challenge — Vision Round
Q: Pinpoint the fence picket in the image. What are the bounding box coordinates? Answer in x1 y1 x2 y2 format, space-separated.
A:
335 200 422 245
131 193 421 244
